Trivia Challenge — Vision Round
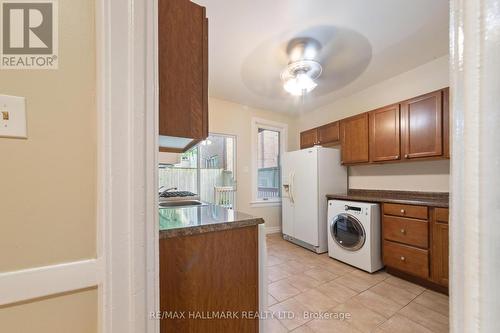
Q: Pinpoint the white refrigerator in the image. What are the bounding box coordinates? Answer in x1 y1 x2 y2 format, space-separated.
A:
282 146 347 253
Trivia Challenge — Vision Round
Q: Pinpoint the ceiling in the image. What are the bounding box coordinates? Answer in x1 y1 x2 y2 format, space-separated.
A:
195 0 449 114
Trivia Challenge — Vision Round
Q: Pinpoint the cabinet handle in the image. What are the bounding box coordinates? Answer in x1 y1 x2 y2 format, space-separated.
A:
400 228 406 234
400 209 405 214
400 256 406 261
404 154 409 158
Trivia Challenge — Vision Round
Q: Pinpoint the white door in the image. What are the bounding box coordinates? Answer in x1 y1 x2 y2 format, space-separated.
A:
292 149 319 246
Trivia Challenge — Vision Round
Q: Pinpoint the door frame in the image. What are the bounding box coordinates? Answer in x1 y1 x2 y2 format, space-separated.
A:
0 1 160 332
97 0 159 332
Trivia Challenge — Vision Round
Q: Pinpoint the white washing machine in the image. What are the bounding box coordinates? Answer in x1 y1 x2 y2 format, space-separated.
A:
327 200 383 273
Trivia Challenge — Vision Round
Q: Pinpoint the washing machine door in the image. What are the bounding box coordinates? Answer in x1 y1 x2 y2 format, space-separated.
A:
330 213 366 251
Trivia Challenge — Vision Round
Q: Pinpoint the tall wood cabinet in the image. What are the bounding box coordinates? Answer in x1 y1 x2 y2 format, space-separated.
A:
340 113 369 164
159 0 209 152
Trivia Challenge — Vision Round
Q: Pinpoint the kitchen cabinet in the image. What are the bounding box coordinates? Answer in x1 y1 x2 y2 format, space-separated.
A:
431 208 449 286
158 0 209 153
299 121 340 149
401 90 444 159
300 128 318 149
300 88 449 165
318 121 340 146
369 104 401 162
160 226 259 332
340 113 369 164
382 203 449 293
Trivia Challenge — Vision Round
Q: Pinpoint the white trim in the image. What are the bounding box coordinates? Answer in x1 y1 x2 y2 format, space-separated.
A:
450 0 500 331
265 226 282 234
251 117 288 204
250 200 282 208
0 259 101 306
97 0 158 332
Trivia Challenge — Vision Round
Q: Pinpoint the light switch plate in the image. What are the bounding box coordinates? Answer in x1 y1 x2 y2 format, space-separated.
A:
0 94 27 139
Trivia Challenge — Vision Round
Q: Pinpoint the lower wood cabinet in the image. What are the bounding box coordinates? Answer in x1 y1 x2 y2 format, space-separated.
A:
160 226 259 333
382 203 449 293
383 240 429 279
431 208 449 286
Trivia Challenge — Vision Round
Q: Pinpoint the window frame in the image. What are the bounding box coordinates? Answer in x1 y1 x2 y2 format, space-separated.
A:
251 117 288 207
199 132 237 209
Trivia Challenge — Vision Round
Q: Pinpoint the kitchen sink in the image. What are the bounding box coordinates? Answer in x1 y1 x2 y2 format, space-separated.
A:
159 200 207 208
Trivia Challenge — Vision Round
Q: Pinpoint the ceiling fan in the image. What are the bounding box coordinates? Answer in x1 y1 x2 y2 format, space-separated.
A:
280 38 323 96
240 25 372 103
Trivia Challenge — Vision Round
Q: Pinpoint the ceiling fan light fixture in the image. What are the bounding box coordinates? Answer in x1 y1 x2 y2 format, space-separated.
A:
283 72 317 96
281 60 322 96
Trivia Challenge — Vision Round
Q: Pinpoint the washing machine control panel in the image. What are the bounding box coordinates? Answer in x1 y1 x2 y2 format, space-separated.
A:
343 205 368 216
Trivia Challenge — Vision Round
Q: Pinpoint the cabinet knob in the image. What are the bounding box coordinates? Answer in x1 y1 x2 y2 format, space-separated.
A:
400 209 405 214
404 154 409 158
400 228 406 234
400 256 406 261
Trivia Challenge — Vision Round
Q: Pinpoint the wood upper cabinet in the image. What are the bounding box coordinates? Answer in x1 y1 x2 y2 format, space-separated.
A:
401 90 444 159
158 0 209 152
340 113 369 164
300 121 339 149
369 104 401 162
431 208 449 286
318 121 340 146
300 128 318 149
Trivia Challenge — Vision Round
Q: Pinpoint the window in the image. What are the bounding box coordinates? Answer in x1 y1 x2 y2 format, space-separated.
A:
199 134 237 209
158 133 237 208
251 118 288 206
159 147 198 194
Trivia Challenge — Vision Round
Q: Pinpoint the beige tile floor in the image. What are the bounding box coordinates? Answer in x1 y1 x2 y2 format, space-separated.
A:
264 234 449 333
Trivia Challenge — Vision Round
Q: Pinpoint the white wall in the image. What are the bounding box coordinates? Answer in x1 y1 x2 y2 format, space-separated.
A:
298 55 450 192
208 97 298 229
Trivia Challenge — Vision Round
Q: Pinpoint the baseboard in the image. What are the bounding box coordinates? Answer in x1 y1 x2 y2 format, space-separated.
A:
265 226 281 234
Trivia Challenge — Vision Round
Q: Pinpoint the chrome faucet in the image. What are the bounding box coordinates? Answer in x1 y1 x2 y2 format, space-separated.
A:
159 187 178 197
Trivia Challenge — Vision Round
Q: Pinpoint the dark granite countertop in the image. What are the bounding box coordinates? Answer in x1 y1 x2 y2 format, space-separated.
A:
159 204 264 239
326 189 449 207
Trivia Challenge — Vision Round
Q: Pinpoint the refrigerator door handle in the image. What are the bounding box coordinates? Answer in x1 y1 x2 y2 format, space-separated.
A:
289 171 295 204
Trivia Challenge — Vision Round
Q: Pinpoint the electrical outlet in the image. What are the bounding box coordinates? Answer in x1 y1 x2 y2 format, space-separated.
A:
0 95 27 139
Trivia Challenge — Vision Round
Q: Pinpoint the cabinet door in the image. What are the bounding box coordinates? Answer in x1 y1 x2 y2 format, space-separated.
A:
300 129 318 149
340 113 369 164
401 90 443 159
431 208 449 286
159 0 208 141
369 104 401 162
318 121 340 146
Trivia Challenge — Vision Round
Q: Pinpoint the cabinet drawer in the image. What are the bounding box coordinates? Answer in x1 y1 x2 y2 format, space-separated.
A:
383 241 429 279
383 216 428 248
383 203 428 220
